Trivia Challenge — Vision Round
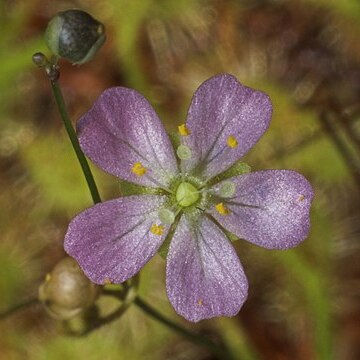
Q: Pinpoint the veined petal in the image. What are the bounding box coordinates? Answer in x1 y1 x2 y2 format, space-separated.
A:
64 195 169 284
166 215 248 322
210 170 314 249
77 87 178 187
182 74 272 179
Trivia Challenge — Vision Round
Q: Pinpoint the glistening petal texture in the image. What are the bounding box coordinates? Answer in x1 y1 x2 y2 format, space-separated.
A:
64 195 168 284
166 215 248 322
77 87 178 187
210 170 314 249
183 74 272 179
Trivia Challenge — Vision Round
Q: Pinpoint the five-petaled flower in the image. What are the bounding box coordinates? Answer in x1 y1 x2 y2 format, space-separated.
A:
64 74 313 322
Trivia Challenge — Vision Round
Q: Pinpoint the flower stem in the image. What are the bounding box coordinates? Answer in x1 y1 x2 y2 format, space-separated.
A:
0 298 38 320
134 296 234 360
50 79 101 204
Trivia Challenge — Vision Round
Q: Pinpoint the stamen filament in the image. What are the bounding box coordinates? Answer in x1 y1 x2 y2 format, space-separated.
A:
143 173 174 194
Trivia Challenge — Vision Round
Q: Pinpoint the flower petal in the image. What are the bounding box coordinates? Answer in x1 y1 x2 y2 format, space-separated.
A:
182 74 272 179
64 195 168 284
77 87 178 187
166 215 248 322
210 170 314 249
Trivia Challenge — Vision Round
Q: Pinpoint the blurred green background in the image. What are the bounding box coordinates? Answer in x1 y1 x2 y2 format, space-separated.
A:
1 0 360 359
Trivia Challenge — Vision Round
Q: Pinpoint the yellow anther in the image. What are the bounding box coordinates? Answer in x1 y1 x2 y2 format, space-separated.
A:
131 162 147 176
298 194 305 202
215 202 230 215
103 278 112 285
150 224 165 236
45 273 51 282
178 124 191 136
227 135 238 148
197 299 203 306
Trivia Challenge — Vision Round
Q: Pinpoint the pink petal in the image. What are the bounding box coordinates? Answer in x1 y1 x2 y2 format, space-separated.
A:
64 195 169 284
166 215 248 322
77 87 178 187
210 170 314 249
182 74 272 179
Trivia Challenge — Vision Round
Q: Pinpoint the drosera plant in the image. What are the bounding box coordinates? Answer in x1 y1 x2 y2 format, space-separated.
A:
64 73 313 322
25 8 237 359
1 8 313 360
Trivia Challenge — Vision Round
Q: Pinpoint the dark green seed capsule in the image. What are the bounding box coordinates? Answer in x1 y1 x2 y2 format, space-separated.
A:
45 9 106 65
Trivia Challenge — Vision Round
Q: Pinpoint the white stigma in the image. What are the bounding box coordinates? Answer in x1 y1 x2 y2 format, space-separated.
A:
158 208 176 225
176 145 192 160
219 181 236 198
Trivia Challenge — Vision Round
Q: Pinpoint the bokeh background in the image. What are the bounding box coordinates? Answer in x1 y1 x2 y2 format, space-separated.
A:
1 0 360 359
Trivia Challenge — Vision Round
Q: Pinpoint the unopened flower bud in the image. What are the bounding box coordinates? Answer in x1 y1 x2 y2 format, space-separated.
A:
45 9 106 65
38 257 101 320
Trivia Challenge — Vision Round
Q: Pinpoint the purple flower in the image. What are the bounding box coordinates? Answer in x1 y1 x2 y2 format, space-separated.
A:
64 74 313 322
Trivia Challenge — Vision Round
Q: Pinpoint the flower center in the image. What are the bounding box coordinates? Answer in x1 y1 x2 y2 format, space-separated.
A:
176 182 199 207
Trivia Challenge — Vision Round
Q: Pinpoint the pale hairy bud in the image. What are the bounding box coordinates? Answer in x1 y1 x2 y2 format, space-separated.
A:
38 257 101 320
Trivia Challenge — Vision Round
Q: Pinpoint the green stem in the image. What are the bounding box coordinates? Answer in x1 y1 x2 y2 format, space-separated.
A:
134 296 233 360
50 79 101 204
